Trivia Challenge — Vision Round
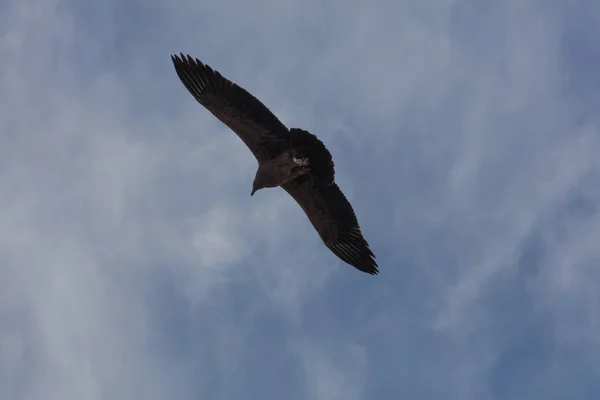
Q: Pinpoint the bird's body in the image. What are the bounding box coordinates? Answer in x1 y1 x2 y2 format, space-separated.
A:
171 53 378 274
252 149 310 195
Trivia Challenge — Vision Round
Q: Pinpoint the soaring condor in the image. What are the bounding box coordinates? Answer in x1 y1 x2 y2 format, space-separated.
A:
171 53 378 275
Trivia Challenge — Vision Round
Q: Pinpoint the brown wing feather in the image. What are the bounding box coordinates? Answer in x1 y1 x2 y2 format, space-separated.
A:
282 181 378 275
171 53 289 160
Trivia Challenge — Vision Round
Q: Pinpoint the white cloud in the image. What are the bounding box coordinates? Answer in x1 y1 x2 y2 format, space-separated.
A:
291 338 367 400
2 0 600 398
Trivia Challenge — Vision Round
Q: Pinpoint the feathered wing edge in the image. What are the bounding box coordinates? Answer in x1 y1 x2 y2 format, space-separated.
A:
283 182 378 275
170 53 291 159
319 183 378 275
171 53 230 105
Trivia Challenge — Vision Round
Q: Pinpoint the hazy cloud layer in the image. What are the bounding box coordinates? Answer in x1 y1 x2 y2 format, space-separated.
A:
2 0 600 399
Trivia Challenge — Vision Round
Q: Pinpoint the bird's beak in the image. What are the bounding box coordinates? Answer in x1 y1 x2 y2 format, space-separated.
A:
251 188 256 196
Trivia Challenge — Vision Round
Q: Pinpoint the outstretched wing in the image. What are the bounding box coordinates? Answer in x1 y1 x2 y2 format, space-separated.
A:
171 53 290 160
282 180 378 275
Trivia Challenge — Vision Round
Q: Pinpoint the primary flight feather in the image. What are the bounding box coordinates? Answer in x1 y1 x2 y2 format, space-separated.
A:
171 53 378 275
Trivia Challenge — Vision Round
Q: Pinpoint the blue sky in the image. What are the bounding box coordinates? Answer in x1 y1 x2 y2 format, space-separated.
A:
2 0 600 399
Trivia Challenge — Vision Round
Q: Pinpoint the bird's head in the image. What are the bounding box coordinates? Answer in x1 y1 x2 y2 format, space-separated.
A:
251 172 266 196
251 166 278 196
250 181 259 196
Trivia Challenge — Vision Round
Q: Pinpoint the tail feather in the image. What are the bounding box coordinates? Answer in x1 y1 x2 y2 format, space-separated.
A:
289 128 335 184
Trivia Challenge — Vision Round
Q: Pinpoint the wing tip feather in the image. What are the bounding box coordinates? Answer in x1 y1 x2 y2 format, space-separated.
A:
327 241 379 275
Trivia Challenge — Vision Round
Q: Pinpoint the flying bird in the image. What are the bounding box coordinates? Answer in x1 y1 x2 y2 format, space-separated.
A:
171 53 378 275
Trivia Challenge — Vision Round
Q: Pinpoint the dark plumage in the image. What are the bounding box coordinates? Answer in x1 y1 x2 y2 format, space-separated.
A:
171 53 378 275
